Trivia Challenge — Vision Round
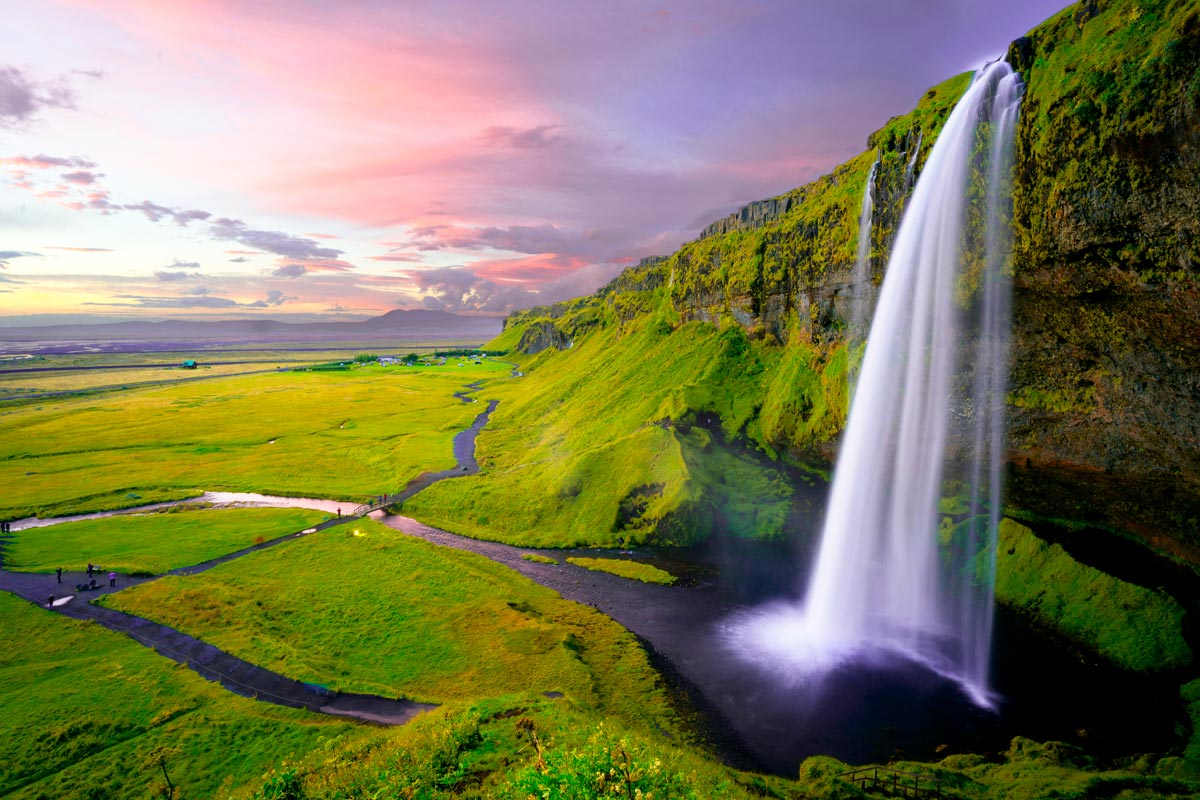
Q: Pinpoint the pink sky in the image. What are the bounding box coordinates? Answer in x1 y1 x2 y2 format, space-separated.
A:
0 0 1069 322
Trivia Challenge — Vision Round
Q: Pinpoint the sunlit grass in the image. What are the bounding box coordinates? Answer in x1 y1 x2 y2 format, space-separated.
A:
6 506 328 575
566 556 677 585
0 361 506 520
104 518 676 731
0 593 361 800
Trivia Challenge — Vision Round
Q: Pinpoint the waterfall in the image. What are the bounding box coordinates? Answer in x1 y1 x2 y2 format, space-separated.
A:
904 130 924 191
723 62 1023 709
848 157 879 341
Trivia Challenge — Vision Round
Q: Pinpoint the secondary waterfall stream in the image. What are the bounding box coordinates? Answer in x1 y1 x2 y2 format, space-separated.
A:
724 61 1023 708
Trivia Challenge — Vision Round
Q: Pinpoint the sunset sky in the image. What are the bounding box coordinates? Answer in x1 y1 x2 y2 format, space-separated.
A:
1 0 1068 323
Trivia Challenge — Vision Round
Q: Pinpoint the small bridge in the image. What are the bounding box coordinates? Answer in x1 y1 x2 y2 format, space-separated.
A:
840 767 952 799
352 492 405 517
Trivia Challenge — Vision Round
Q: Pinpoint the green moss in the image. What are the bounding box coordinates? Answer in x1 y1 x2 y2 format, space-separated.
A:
565 557 677 585
995 519 1192 671
521 553 558 565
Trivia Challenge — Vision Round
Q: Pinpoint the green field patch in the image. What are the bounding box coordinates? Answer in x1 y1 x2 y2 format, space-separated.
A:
521 553 558 564
0 364 504 520
996 519 1192 672
104 518 675 730
0 593 360 800
6 506 329 575
566 556 677 585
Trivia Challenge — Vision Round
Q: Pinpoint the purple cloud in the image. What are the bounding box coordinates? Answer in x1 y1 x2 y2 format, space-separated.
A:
0 249 39 268
209 218 343 260
0 66 77 128
272 263 307 278
4 154 97 169
479 124 561 149
61 170 100 185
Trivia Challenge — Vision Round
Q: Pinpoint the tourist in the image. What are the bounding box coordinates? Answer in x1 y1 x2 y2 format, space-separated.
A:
337 507 341 517
47 595 54 607
108 571 117 588
89 579 97 590
86 563 94 578
56 567 62 583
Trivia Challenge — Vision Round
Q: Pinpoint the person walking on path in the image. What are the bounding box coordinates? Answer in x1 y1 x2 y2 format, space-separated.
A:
108 571 117 588
337 507 341 518
56 567 62 583
87 563 94 578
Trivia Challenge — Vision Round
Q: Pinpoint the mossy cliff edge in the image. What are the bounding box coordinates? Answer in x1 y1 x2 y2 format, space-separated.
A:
454 0 1200 568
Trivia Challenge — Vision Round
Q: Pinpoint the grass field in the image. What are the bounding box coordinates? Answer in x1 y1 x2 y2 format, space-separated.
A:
0 363 284 395
0 592 362 800
0 361 507 520
6 506 329 575
404 317 800 548
566 556 677 585
104 518 677 730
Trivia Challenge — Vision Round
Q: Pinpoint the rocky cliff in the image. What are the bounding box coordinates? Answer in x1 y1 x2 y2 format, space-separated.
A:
494 0 1200 563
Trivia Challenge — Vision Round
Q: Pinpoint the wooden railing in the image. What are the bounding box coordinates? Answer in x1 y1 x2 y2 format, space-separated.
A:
352 493 403 517
840 767 949 799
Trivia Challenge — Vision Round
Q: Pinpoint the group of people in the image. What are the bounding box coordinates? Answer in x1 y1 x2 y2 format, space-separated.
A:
0 521 11 533
50 563 118 590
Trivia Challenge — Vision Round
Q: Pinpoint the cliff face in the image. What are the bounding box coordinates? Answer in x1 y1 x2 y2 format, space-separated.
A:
497 0 1200 560
1004 0 1200 556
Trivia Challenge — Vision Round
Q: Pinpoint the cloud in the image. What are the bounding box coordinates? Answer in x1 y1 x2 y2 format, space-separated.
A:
0 249 39 267
366 252 425 263
272 263 306 278
93 294 246 309
405 266 538 313
479 123 561 149
264 289 295 306
45 245 113 252
403 223 598 255
3 154 97 170
229 256 249 263
61 170 101 185
183 285 216 296
122 200 211 226
209 217 343 260
0 66 78 128
154 260 201 281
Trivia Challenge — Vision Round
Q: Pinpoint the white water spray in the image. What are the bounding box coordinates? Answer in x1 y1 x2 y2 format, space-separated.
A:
724 62 1023 708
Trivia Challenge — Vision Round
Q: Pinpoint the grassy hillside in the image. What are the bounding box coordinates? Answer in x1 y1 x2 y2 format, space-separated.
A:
405 315 821 547
0 592 360 800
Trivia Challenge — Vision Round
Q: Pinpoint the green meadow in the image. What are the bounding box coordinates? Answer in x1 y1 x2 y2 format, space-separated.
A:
0 592 362 800
104 518 678 730
6 506 328 575
0 361 507 521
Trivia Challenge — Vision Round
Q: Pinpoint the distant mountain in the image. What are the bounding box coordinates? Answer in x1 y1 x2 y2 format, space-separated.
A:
0 309 503 351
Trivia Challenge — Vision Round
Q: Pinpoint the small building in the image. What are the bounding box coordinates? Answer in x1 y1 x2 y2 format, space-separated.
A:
181 359 198 369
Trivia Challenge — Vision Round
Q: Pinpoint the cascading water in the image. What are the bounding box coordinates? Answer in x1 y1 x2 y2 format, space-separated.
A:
904 130 924 191
723 61 1023 708
848 157 879 341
